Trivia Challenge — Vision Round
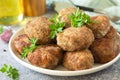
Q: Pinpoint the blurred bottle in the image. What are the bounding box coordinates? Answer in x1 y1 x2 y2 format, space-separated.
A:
23 0 46 17
0 0 23 24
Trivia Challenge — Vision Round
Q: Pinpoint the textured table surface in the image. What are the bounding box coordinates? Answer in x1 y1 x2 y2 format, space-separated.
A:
0 9 120 80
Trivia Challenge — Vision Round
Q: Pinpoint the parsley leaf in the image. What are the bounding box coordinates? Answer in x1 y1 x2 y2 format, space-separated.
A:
49 14 65 39
0 64 19 80
21 38 37 58
69 8 92 27
49 14 58 23
0 26 3 34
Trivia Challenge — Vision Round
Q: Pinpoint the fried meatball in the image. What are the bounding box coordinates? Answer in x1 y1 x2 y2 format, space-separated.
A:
90 38 118 63
57 26 94 51
104 26 117 39
89 15 110 38
63 49 94 70
27 45 63 69
59 7 81 27
14 34 30 54
24 16 52 44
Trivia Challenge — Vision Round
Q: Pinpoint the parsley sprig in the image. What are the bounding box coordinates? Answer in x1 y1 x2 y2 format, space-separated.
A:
49 14 65 39
21 38 37 58
0 26 3 34
69 8 92 27
0 64 19 80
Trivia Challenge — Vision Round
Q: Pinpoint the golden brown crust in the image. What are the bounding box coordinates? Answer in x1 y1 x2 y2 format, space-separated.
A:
63 49 94 70
57 26 94 51
104 26 117 39
59 7 76 16
24 16 52 44
27 45 63 69
14 34 31 54
89 15 110 38
90 38 118 63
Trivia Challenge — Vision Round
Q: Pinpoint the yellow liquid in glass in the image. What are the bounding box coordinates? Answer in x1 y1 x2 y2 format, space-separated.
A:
0 0 23 24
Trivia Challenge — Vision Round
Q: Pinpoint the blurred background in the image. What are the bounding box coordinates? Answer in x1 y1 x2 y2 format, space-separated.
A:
0 0 120 25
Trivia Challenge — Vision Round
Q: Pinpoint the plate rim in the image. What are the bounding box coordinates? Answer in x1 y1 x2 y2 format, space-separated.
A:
9 28 120 76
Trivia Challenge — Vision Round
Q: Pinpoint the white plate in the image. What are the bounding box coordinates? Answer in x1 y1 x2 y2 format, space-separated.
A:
9 28 120 76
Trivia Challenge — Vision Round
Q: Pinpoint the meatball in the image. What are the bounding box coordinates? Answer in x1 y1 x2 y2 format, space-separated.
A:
90 38 118 63
27 45 63 69
14 34 31 54
57 26 94 51
59 7 81 27
63 49 94 70
24 16 52 44
89 15 110 38
104 26 117 39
